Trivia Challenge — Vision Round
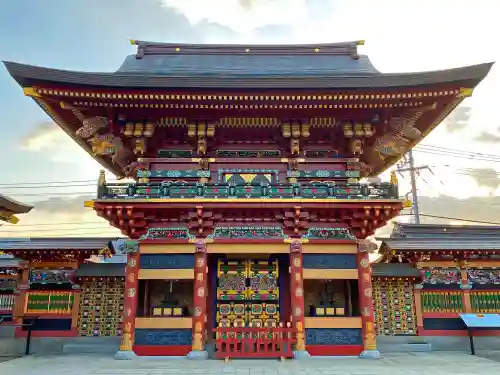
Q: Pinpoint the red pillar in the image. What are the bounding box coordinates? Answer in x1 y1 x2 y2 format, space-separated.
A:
357 246 379 358
289 240 309 357
13 261 29 338
116 250 139 359
187 241 208 359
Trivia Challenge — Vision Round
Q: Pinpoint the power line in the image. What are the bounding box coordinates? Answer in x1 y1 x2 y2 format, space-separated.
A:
0 226 119 233
1 221 107 228
0 179 97 187
402 213 500 226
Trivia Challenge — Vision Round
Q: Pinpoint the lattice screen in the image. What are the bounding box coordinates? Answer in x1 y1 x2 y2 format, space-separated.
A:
78 278 124 336
373 279 416 335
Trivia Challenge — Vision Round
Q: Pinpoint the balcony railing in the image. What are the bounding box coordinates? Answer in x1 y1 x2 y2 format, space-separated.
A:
97 182 399 200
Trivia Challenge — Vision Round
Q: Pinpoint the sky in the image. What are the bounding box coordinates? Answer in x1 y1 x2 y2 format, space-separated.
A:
0 0 500 238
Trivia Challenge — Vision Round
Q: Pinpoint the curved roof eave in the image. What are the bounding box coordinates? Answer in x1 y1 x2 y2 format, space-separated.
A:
2 61 494 90
0 194 34 214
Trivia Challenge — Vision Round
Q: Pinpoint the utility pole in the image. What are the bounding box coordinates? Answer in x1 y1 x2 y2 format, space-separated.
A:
407 151 420 224
395 150 426 224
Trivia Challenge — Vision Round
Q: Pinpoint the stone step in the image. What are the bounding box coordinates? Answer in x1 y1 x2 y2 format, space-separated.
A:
379 343 433 353
63 343 119 354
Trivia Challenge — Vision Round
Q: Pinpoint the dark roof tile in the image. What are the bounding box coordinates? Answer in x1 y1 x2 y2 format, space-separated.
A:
76 263 125 277
372 263 420 277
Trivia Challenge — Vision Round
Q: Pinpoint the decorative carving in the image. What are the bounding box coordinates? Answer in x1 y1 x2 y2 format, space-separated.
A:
195 242 206 254
467 268 500 285
134 329 192 346
140 227 195 241
100 181 398 200
207 226 287 239
288 170 360 179
290 138 300 155
290 240 302 254
421 268 461 284
76 116 107 138
303 227 356 240
87 133 123 156
215 150 281 158
303 254 357 269
305 328 362 345
350 138 363 155
118 240 138 254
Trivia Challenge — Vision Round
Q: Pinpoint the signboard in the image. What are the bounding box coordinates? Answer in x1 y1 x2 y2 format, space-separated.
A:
460 313 500 328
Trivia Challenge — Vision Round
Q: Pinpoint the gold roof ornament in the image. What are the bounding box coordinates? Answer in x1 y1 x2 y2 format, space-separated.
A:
390 171 398 186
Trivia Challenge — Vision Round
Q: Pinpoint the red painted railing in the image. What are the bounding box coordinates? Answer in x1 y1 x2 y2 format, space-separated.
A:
213 327 296 360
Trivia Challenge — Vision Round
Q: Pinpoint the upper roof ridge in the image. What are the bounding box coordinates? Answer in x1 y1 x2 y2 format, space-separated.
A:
130 40 365 59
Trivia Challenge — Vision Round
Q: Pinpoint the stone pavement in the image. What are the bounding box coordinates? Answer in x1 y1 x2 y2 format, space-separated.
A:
0 352 499 375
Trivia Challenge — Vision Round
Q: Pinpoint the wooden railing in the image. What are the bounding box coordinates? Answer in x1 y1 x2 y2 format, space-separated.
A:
0 294 14 312
213 327 296 360
25 291 74 315
421 291 463 313
98 182 398 200
470 291 500 313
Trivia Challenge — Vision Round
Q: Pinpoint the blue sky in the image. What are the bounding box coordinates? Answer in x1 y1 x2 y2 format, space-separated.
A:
1 0 500 236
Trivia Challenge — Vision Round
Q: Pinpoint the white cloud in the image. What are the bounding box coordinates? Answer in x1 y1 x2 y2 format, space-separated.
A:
162 0 310 35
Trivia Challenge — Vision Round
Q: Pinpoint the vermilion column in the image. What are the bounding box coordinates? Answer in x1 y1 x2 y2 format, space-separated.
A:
187 241 208 359
116 250 139 359
13 261 30 338
289 240 310 358
357 247 379 358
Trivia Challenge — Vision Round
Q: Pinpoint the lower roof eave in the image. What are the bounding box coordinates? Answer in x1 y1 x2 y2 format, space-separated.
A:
2 60 495 90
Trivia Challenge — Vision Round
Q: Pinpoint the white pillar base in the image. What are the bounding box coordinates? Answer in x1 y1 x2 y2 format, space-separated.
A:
359 349 380 359
187 350 208 360
293 350 311 359
115 350 137 360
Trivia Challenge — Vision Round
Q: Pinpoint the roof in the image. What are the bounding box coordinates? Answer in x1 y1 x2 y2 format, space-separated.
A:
372 263 421 277
0 195 33 214
391 223 500 238
3 60 492 90
76 262 125 277
0 237 120 251
378 223 500 252
2 41 493 89
0 195 33 224
0 258 20 268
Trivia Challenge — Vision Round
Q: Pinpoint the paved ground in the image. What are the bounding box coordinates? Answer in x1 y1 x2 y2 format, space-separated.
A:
0 352 499 375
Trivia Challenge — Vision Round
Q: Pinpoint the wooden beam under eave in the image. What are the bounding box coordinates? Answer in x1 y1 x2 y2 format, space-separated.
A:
138 269 194 280
140 244 195 254
206 243 289 254
135 317 192 329
303 269 358 279
302 243 357 254
305 317 362 329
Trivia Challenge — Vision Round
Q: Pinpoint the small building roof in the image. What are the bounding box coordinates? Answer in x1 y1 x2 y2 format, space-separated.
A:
378 223 500 252
372 263 421 278
0 258 20 268
0 194 33 224
76 262 125 277
0 237 121 251
0 195 33 214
